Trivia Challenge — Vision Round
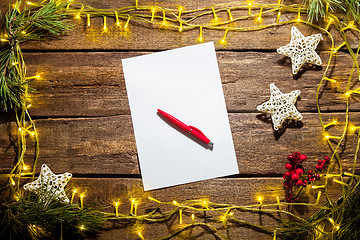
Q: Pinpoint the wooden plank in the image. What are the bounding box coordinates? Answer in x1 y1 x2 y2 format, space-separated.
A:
62 177 339 240
1 113 358 175
1 1 358 51
23 51 359 117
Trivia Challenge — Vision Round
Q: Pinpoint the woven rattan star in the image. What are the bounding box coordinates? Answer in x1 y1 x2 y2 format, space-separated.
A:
24 164 72 205
257 83 302 131
277 26 322 74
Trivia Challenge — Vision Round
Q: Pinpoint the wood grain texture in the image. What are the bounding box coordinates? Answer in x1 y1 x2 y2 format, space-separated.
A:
1 0 358 51
0 1 358 239
22 51 359 118
1 113 358 175
63 177 340 240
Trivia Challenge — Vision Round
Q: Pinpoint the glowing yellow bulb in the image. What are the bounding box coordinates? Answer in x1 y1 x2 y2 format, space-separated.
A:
191 213 195 222
347 21 355 29
21 31 26 35
328 217 340 230
14 194 20 201
178 6 184 13
124 16 131 29
79 225 85 230
35 74 41 79
27 104 32 108
103 16 107 31
30 131 35 136
324 77 337 83
257 196 263 204
172 200 178 205
296 17 301 22
247 1 253 15
27 1 33 5
179 22 183 32
80 194 84 199
113 201 120 207
74 13 81 20
12 62 18 65
220 215 227 222
325 18 334 30
211 7 220 23
219 38 227 45
137 232 144 240
23 165 29 171
323 132 341 141
73 189 77 194
87 14 91 27
348 123 359 134
344 90 352 98
1 38 8 42
228 212 234 216
323 132 330 140
227 9 233 21
18 127 22 132
256 16 263 24
11 179 15 185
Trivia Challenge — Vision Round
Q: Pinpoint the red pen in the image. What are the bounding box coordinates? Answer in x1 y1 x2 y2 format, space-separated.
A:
157 109 214 146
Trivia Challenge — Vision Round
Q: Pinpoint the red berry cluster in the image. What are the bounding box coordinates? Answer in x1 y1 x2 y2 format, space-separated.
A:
283 152 330 202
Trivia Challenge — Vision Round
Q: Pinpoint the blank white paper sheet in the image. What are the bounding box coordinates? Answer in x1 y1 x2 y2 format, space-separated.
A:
122 42 239 191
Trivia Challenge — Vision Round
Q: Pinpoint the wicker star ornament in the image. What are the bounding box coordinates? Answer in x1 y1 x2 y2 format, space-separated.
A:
277 26 322 74
23 164 72 204
257 83 302 130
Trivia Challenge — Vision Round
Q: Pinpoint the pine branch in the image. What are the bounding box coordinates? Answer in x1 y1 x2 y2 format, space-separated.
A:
0 191 107 239
0 0 72 111
304 0 359 22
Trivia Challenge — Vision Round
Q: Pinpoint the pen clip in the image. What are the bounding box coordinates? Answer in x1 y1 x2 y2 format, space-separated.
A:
189 126 206 137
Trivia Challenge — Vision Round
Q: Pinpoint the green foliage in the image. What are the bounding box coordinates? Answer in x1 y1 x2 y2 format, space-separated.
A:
304 0 360 22
0 191 107 239
0 0 72 111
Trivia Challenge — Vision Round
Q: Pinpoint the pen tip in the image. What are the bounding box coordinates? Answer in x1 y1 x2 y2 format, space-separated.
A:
209 141 214 146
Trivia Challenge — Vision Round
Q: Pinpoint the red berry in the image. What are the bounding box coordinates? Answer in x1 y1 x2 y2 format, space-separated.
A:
318 160 322 164
299 154 307 162
311 178 316 181
291 173 299 181
324 156 330 161
308 174 312 179
316 165 323 171
315 174 320 180
285 171 291 178
322 160 326 164
295 168 304 175
285 163 293 170
287 155 294 161
303 180 307 184
308 170 313 174
296 179 303 186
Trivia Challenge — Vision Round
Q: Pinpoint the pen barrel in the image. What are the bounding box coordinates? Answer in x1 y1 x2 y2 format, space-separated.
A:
190 129 211 144
158 109 190 131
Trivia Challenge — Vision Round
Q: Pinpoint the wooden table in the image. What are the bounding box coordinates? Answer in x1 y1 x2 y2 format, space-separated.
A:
1 0 358 239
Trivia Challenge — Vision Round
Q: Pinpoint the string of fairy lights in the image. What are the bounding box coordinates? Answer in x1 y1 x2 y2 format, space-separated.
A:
1 0 360 239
